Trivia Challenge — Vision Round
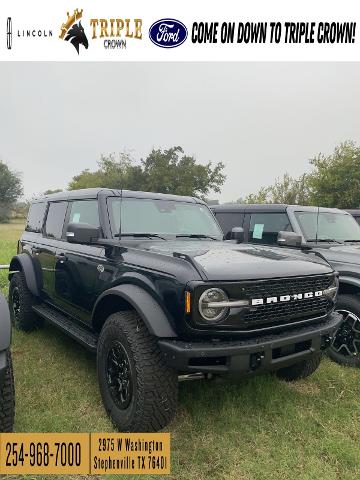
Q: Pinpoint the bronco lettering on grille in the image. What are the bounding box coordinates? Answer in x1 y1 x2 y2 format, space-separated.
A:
251 290 323 306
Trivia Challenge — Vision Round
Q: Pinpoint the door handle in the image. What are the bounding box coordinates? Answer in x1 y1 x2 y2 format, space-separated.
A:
55 253 68 263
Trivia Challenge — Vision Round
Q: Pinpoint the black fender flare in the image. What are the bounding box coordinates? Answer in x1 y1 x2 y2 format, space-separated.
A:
9 254 41 297
92 284 177 338
0 295 11 351
339 275 360 290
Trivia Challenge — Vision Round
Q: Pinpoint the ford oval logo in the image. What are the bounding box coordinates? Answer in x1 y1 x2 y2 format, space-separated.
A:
149 18 187 48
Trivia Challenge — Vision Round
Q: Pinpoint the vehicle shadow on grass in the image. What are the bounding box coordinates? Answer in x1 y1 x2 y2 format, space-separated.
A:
13 321 325 434
2 304 337 438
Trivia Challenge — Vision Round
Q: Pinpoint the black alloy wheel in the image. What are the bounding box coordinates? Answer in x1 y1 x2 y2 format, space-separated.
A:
106 341 133 410
328 294 360 367
332 309 360 357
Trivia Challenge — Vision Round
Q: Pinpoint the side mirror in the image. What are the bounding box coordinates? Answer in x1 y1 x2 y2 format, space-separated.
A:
277 231 302 248
66 222 100 244
231 227 244 244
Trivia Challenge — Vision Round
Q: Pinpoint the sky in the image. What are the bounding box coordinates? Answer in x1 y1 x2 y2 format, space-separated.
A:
0 62 360 203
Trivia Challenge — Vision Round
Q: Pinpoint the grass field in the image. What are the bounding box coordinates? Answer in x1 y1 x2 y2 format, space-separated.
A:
0 221 359 480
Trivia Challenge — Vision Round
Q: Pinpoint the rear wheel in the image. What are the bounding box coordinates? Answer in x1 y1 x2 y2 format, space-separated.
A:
328 294 360 367
0 350 15 432
97 311 178 432
276 353 322 381
9 273 42 332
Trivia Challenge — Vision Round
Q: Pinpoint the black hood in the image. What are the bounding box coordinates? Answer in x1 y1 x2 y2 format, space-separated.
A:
313 244 360 264
312 244 360 277
138 240 334 281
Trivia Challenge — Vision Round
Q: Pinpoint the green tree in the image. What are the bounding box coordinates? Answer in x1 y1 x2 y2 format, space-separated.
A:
0 161 23 223
69 153 147 191
12 202 29 219
243 186 271 204
242 173 311 205
268 173 310 204
69 147 226 199
230 140 360 208
307 140 360 208
44 189 63 195
140 147 225 198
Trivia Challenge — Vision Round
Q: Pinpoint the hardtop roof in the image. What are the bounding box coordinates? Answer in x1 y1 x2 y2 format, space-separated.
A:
346 209 360 215
32 188 204 204
211 203 349 215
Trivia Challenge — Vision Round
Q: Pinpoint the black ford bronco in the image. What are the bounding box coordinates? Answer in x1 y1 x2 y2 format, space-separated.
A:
9 189 341 432
0 294 15 431
212 203 360 368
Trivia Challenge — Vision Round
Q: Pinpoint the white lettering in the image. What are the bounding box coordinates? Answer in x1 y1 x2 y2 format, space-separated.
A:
280 295 291 302
266 297 278 304
157 23 180 43
252 290 324 305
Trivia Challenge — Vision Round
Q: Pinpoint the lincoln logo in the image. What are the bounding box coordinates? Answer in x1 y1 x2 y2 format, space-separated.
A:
251 291 323 306
7 17 12 50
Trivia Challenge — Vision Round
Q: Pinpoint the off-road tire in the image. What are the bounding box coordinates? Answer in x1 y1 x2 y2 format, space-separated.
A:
97 311 178 432
328 294 360 368
276 353 322 381
9 272 42 332
0 350 15 432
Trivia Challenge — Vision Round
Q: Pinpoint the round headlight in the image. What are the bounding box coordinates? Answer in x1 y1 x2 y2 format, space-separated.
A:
324 275 339 301
199 288 229 322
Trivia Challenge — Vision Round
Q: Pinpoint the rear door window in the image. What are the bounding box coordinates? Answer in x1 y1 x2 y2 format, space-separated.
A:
68 200 100 227
249 213 292 244
44 202 68 240
25 202 46 233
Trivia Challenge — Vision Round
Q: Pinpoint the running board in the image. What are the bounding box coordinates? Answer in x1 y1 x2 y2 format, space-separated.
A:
32 304 98 353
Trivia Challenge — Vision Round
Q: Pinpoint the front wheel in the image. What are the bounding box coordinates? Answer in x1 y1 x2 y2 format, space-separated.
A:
328 294 360 368
97 311 178 432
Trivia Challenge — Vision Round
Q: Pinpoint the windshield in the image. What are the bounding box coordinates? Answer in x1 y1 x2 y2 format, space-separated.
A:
295 211 360 242
108 197 223 239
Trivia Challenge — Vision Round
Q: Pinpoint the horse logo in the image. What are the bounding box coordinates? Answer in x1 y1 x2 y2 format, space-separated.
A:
65 21 88 54
59 9 89 55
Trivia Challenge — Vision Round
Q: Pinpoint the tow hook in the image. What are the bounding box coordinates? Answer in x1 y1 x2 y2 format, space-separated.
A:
320 335 332 350
249 351 265 371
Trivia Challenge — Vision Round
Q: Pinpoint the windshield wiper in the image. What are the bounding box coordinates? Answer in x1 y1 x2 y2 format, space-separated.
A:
307 238 343 244
344 240 360 243
176 234 219 241
115 233 167 240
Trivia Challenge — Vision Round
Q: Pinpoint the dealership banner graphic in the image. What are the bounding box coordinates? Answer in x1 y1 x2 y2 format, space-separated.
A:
0 433 170 475
1 0 360 61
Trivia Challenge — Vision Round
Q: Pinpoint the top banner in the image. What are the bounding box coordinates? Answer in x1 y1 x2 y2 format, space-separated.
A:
1 0 360 61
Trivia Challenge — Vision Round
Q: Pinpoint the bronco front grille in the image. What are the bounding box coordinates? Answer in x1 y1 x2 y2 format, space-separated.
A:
192 274 335 333
241 275 333 329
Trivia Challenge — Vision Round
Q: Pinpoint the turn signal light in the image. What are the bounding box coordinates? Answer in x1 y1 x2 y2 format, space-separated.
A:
185 291 191 314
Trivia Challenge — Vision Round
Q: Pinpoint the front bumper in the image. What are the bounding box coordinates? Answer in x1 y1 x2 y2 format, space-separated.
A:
158 312 342 375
